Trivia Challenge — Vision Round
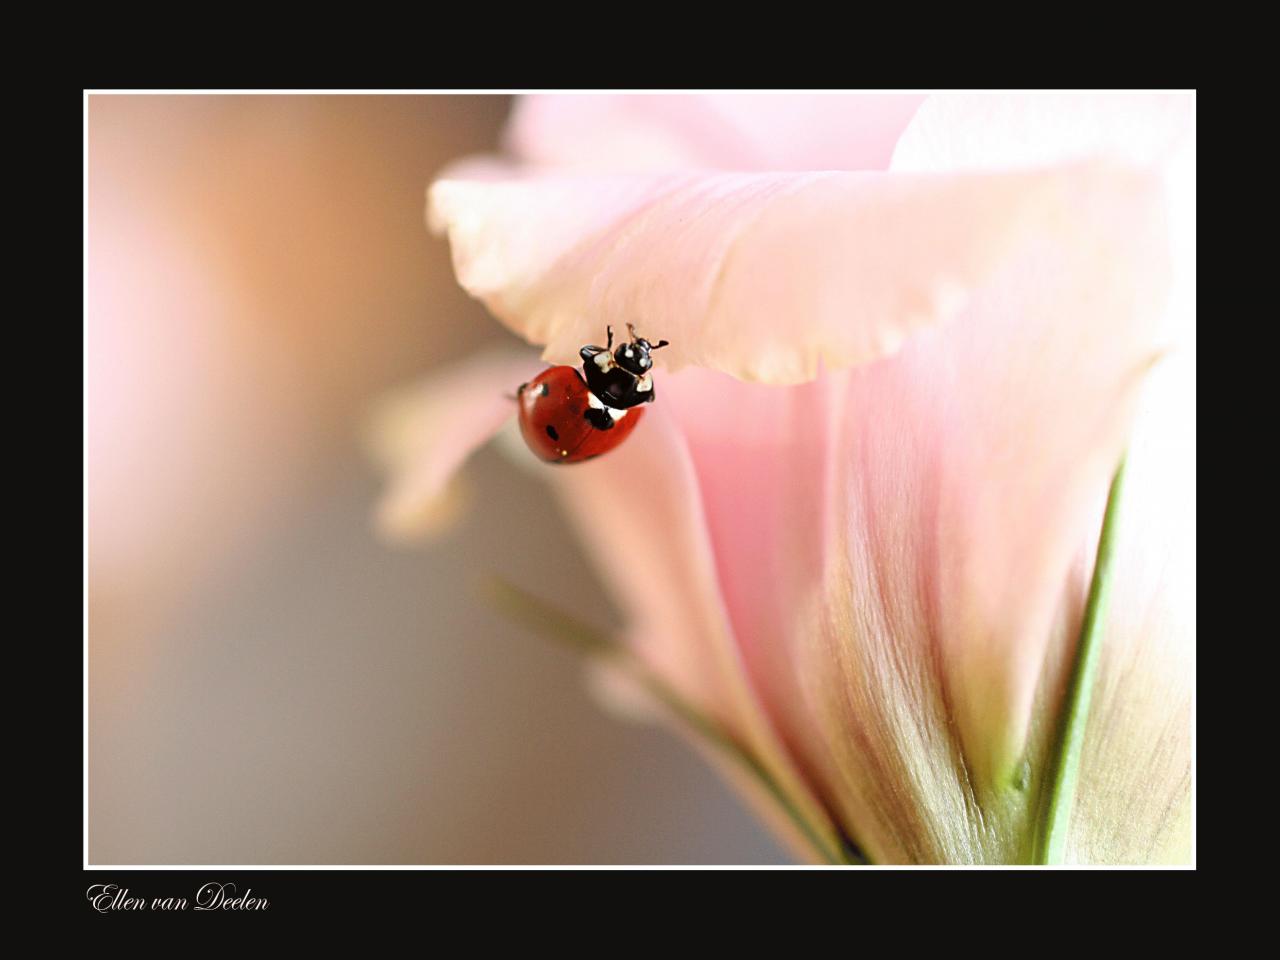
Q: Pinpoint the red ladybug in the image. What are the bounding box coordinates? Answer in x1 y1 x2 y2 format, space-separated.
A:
517 324 669 464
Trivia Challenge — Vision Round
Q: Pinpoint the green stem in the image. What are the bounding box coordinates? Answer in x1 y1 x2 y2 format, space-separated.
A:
1034 456 1128 864
630 668 862 865
479 575 862 865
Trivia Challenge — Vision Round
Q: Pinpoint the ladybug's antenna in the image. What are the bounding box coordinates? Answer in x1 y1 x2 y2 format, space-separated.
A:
626 323 669 350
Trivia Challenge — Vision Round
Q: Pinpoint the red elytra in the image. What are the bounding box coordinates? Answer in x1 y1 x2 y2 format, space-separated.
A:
517 366 645 463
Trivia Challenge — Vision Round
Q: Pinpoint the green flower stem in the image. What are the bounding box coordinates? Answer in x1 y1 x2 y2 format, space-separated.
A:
480 575 862 865
1034 456 1128 865
628 665 862 865
480 576 617 657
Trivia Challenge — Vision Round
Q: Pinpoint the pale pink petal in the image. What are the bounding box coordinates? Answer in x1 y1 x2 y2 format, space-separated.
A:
541 395 849 861
369 349 539 540
508 93 925 172
654 163 1171 861
1067 121 1195 864
430 161 1161 385
1066 341 1194 863
892 93 1194 173
889 92 1195 861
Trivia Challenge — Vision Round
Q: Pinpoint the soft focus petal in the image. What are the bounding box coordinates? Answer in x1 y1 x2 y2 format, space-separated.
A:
1067 115 1195 864
539 396 849 860
892 93 1193 173
1067 343 1194 863
369 348 538 540
891 92 1195 861
648 161 1170 861
508 93 925 172
430 161 1159 385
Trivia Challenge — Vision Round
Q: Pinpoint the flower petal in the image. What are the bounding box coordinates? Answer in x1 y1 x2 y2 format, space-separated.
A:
891 91 1195 862
430 161 1162 385
507 93 925 172
892 93 1194 173
1067 341 1194 863
651 163 1171 861
1067 120 1195 864
368 348 539 540
539 394 851 861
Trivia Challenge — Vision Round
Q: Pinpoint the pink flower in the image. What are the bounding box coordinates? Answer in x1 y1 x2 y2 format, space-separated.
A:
375 94 1195 864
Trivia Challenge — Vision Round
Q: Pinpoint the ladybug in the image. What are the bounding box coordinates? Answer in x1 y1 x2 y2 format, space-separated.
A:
516 323 669 463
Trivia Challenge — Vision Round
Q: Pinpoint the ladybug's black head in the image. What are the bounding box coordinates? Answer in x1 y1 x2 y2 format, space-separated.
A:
613 323 669 376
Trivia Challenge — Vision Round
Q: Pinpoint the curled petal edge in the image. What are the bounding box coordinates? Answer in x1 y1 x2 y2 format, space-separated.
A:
429 160 1165 386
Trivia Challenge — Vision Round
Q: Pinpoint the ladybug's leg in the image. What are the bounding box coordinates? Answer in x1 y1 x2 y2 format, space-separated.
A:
606 325 614 349
584 406 616 430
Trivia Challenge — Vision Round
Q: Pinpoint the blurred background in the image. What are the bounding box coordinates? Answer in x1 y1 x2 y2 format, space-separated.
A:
87 94 786 864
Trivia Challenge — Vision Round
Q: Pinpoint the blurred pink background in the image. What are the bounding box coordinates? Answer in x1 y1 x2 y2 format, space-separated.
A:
87 94 785 864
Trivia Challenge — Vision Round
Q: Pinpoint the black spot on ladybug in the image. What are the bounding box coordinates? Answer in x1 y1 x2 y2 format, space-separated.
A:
540 383 550 397
545 425 559 441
